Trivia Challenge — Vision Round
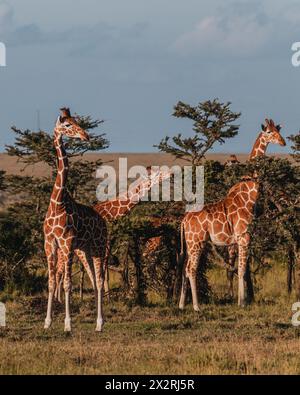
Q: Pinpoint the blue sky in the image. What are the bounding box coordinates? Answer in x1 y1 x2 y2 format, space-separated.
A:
0 0 299 153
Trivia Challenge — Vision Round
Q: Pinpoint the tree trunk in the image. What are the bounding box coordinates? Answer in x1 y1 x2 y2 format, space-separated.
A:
245 258 254 304
132 236 147 305
287 247 294 295
294 243 300 299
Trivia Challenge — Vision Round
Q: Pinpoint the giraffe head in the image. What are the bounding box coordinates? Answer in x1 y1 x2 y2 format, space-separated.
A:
261 119 286 147
55 107 89 141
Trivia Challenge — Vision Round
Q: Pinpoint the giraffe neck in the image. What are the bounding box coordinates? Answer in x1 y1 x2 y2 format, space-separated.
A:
94 175 156 220
249 132 268 159
50 130 69 207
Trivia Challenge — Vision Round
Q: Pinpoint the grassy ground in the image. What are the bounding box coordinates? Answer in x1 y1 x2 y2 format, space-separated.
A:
0 264 300 375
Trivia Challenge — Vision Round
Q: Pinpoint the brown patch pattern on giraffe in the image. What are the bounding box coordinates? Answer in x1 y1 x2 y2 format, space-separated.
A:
179 119 286 310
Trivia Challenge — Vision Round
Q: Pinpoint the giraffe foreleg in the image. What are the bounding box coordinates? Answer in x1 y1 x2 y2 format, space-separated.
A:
227 244 237 298
44 239 57 329
186 244 204 312
187 261 201 312
60 243 74 332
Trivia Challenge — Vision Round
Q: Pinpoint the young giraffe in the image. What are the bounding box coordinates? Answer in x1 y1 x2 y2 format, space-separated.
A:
54 164 172 301
141 216 177 261
44 108 108 332
179 119 286 310
93 167 172 220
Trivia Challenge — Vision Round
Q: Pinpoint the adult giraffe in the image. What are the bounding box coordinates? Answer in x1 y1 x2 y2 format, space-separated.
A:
44 108 108 332
179 119 286 310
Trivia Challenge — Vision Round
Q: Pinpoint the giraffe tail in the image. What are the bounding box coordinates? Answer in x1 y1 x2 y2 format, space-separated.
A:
180 220 185 258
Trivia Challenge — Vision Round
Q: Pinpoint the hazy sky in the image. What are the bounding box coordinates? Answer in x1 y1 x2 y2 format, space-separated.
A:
0 0 299 153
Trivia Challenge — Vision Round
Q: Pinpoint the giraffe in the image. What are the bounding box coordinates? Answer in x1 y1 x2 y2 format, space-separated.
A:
179 119 286 310
93 168 172 220
44 107 108 332
223 120 285 297
54 162 172 302
225 154 240 167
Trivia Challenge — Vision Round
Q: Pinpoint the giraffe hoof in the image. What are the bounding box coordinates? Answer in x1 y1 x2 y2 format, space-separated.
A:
179 304 185 310
44 319 52 329
238 300 246 307
95 319 104 332
64 319 72 332
193 305 200 312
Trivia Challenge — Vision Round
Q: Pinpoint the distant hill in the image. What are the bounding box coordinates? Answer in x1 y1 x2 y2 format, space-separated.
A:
0 152 292 177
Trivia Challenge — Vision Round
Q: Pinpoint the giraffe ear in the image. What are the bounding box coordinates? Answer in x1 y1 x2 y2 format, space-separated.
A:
276 124 282 131
59 116 66 123
261 124 266 131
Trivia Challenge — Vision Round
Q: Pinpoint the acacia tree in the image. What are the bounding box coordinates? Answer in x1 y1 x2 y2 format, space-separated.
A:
156 99 240 166
151 100 241 301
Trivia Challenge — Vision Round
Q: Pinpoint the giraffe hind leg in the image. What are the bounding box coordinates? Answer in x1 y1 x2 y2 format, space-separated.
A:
179 261 188 309
185 243 205 312
75 248 96 291
54 249 64 303
92 255 105 332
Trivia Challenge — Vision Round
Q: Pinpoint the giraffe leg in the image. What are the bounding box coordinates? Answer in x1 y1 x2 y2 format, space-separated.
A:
44 239 57 329
104 240 110 302
226 244 237 298
237 235 250 307
79 263 84 302
179 263 188 310
57 275 63 303
187 259 200 312
54 249 64 303
61 246 74 332
179 238 204 311
104 265 110 302
93 256 104 332
75 249 96 291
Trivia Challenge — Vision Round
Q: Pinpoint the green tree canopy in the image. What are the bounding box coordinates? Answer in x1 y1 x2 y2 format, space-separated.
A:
155 99 240 165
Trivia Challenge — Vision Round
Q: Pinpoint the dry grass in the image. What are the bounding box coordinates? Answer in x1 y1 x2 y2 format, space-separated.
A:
0 264 300 375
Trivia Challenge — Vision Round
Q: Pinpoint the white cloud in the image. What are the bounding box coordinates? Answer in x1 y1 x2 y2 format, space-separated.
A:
171 1 300 58
172 6 271 57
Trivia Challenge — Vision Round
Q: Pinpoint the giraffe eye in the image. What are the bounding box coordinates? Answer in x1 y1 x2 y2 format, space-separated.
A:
65 123 71 127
